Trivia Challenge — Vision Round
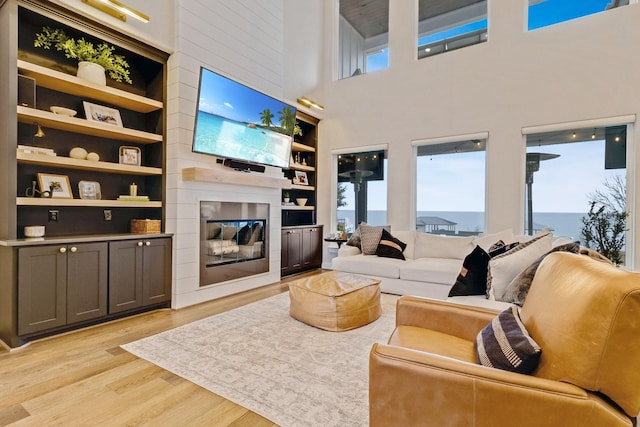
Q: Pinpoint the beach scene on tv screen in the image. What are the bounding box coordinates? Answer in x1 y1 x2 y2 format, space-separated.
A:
193 68 295 168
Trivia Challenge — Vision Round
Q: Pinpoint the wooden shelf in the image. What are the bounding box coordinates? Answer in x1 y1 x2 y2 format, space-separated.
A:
182 167 290 189
17 60 162 113
17 106 163 144
289 184 315 191
281 205 315 211
17 197 162 208
17 152 162 175
288 163 315 172
292 142 315 153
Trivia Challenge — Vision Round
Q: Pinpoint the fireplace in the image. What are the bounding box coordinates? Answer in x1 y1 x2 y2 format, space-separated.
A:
200 201 269 286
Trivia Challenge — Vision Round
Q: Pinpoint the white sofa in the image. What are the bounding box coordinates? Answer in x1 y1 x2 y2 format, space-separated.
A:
331 229 563 310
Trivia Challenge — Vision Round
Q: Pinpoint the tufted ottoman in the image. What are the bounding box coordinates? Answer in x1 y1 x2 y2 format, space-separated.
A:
288 271 382 331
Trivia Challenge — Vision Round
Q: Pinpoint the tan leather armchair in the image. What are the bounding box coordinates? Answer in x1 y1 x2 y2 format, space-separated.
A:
370 252 640 427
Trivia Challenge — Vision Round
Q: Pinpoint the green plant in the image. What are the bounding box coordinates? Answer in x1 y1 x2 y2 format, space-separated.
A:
34 27 132 84
283 191 290 199
580 175 627 265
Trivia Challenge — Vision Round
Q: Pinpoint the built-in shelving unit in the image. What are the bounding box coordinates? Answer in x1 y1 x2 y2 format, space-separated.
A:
282 111 319 226
0 0 171 349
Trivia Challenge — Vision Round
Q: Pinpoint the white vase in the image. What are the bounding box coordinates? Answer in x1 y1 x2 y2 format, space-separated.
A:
77 61 106 85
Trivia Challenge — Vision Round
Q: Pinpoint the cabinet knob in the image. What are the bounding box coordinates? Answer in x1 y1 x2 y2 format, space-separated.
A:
59 247 66 253
137 241 143 247
70 246 77 253
145 241 151 246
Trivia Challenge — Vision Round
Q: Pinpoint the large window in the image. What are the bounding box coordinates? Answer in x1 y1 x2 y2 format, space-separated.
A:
338 0 389 79
528 0 629 31
418 0 488 60
336 151 388 234
415 138 486 235
524 124 629 265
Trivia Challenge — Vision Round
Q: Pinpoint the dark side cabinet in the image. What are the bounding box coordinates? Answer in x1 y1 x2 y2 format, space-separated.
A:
18 242 108 335
109 237 171 314
281 225 323 276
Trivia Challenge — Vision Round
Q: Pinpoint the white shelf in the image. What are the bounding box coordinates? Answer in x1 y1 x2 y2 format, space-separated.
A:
289 184 315 191
17 152 162 175
281 205 315 211
17 60 162 113
288 163 315 172
17 106 163 144
17 197 162 208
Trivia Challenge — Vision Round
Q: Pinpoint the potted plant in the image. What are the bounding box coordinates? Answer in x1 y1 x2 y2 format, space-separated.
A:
34 26 132 85
283 192 290 203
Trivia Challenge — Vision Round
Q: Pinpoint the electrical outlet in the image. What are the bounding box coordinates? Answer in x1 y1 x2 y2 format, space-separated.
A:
48 210 59 222
103 210 112 221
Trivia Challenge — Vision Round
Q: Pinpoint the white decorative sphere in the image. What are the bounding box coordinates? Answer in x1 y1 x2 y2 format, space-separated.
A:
86 152 100 162
69 147 88 160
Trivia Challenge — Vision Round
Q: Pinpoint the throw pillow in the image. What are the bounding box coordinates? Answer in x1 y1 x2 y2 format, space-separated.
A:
487 233 553 300
346 222 366 248
473 228 516 251
360 224 384 255
414 232 475 260
222 225 238 240
487 240 520 257
448 245 491 297
375 229 407 260
501 242 580 305
236 224 252 245
475 306 542 374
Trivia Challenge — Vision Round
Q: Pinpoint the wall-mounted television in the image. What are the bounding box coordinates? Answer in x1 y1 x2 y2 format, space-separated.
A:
192 67 295 169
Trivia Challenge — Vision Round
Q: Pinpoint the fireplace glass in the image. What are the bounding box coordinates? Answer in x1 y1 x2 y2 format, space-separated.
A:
204 220 265 266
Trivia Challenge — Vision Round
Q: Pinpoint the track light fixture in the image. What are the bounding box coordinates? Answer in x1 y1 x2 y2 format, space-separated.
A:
82 0 149 23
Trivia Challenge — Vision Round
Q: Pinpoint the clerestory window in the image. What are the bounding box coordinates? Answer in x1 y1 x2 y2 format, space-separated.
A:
528 0 629 31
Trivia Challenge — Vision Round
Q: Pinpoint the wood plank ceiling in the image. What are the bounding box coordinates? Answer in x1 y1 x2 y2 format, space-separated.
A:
339 0 485 39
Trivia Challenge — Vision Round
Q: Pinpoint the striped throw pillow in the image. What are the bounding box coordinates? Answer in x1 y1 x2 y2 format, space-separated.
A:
475 306 541 374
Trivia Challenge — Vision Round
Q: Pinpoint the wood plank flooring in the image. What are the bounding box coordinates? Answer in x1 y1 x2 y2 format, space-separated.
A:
0 271 323 427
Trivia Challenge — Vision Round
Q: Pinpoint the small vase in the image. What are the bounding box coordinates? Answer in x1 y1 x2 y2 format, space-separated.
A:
77 61 106 85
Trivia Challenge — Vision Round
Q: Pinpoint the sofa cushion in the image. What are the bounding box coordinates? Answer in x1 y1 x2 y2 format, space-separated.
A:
392 230 417 259
414 233 475 260
487 233 553 300
331 254 403 279
475 306 541 374
473 228 516 251
376 229 407 260
448 245 491 297
360 224 384 255
399 258 462 285
501 242 580 305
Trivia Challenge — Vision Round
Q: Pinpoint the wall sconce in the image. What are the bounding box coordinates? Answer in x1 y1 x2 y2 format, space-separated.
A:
82 0 149 23
297 96 324 111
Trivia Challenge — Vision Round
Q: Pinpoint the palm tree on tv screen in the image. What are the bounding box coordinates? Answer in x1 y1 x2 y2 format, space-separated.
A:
278 106 296 135
260 109 274 128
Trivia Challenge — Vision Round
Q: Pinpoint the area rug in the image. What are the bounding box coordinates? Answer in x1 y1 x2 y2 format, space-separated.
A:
122 292 399 427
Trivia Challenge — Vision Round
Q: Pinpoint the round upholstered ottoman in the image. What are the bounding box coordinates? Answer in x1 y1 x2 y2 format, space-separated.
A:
288 271 382 331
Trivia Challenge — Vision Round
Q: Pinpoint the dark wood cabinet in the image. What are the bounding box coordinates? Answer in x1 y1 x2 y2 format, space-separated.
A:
109 237 171 314
18 242 108 335
281 225 323 276
281 228 303 276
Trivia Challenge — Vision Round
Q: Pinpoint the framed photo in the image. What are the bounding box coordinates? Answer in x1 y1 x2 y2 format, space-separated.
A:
295 170 308 185
83 101 123 127
119 146 141 166
78 180 102 200
37 173 72 198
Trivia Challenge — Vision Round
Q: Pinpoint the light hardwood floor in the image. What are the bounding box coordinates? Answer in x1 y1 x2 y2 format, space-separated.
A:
0 270 323 427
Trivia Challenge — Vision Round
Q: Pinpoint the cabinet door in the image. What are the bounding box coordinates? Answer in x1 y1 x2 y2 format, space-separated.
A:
142 237 172 306
67 242 108 324
109 240 143 314
302 226 323 269
18 245 67 335
281 228 302 276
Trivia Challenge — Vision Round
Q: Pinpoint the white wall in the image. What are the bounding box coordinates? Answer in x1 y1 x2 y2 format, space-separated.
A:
316 0 640 268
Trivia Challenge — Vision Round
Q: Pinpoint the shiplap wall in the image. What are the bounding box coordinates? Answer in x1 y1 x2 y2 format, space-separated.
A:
165 0 288 308
338 15 365 79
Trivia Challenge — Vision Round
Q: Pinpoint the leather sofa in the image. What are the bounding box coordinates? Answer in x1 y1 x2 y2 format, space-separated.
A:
369 252 640 426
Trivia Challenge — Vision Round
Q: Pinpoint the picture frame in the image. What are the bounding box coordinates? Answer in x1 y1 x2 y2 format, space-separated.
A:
78 180 102 200
83 101 123 127
119 146 141 166
37 173 72 198
295 170 308 185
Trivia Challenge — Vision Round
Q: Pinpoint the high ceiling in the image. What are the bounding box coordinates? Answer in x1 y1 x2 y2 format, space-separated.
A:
339 0 485 39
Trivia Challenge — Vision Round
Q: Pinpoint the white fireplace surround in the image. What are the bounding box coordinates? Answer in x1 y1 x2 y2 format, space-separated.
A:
170 165 289 309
